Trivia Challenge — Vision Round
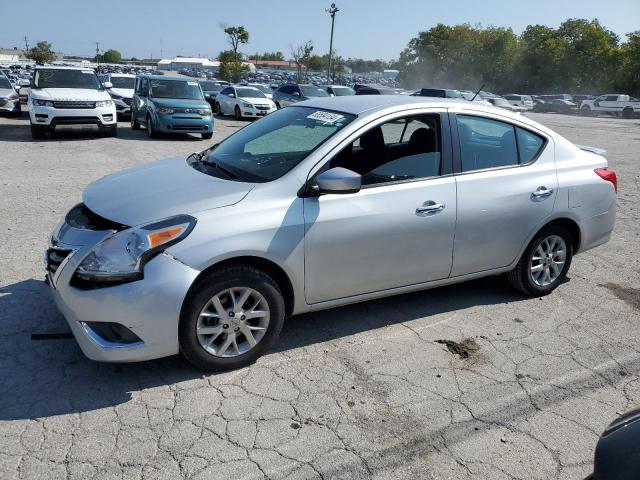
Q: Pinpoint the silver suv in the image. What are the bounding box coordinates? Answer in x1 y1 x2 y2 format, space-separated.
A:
46 96 617 370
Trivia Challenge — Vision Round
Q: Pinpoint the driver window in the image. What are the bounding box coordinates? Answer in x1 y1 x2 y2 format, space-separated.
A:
330 114 442 186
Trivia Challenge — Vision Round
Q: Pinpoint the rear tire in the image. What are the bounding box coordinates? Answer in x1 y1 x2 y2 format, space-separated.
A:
30 123 46 139
580 106 592 117
179 265 286 371
622 107 634 119
275 101 281 110
506 225 573 297
215 102 223 116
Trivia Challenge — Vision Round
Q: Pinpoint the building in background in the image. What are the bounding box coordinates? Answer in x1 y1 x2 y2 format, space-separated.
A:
157 57 220 72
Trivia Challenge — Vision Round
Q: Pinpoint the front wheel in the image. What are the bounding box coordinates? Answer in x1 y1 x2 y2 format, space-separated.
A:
179 265 285 371
30 123 46 139
101 124 118 137
234 105 242 120
506 225 573 296
201 132 213 139
146 115 156 138
580 106 592 117
131 114 141 130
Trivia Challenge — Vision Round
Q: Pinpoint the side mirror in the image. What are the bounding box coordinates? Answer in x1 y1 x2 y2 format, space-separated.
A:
229 93 236 98
315 167 361 195
103 81 113 89
15 85 20 91
205 93 210 99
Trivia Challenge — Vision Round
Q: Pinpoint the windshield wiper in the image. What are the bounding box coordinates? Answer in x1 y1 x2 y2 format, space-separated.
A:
188 150 239 180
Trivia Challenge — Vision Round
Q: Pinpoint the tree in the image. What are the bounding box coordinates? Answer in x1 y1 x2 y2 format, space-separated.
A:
25 41 56 64
290 41 314 81
101 49 122 64
223 26 249 62
217 50 249 83
251 51 285 61
615 31 640 96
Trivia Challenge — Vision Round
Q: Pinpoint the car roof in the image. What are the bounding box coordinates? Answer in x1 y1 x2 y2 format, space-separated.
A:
35 65 95 71
107 73 135 78
143 75 188 81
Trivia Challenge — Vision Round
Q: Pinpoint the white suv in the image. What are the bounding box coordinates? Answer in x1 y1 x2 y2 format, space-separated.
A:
28 66 117 139
503 94 534 110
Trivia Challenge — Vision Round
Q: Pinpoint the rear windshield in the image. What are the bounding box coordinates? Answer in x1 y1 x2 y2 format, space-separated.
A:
332 87 355 96
200 81 223 91
33 69 101 89
109 77 135 89
150 79 203 99
300 86 330 97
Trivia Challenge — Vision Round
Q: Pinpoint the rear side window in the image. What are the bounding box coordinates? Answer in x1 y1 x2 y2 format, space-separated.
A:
516 127 544 163
456 115 545 172
457 116 518 171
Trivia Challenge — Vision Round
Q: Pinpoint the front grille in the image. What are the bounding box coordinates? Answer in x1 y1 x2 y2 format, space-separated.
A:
255 105 270 111
52 101 96 109
122 98 132 106
65 203 128 231
171 124 206 131
45 247 72 274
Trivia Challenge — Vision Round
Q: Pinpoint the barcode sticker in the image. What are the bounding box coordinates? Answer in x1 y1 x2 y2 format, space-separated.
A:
307 111 345 124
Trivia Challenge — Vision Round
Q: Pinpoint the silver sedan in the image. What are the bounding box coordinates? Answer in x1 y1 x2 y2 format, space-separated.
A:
46 96 617 370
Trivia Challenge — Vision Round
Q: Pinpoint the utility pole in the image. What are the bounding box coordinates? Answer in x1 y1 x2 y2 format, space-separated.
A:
95 42 100 66
160 38 163 59
23 36 29 52
325 3 339 83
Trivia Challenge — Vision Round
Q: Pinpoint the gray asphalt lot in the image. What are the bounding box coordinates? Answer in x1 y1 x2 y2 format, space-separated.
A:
0 109 639 480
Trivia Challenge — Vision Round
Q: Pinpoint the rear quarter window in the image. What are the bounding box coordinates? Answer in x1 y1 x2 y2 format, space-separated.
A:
516 128 545 163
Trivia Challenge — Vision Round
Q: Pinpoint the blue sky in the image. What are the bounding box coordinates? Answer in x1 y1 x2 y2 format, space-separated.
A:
2 0 639 60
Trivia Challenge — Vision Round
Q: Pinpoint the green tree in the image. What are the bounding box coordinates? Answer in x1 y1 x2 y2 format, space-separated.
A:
615 31 640 96
101 49 122 64
251 51 284 61
224 25 249 62
217 50 248 82
25 41 56 64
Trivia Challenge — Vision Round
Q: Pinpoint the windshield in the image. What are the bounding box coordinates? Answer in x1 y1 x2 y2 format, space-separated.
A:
250 85 272 94
206 106 355 182
332 87 355 96
200 81 223 91
0 77 11 89
300 85 330 97
237 87 266 99
150 79 203 99
109 77 135 89
33 69 101 89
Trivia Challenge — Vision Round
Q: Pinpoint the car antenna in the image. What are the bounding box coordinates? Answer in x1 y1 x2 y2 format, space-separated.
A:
470 84 485 102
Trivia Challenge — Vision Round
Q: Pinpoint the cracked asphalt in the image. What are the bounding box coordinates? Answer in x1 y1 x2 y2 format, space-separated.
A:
1 110 639 480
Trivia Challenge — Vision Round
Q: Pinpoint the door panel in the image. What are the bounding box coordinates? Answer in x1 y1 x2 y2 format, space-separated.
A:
451 115 557 276
303 178 457 304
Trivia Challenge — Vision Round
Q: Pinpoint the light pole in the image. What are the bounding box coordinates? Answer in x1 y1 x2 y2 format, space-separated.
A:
326 3 339 82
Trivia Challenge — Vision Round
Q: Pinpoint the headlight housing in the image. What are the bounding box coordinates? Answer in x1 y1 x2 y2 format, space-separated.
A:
95 99 113 107
198 108 212 116
156 107 175 114
32 98 53 107
75 214 196 284
242 102 253 109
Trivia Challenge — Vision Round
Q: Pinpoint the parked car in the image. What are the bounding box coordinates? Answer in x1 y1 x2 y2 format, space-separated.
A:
587 408 640 479
272 83 329 108
354 85 403 95
245 83 274 99
0 74 21 116
28 66 117 139
319 85 355 97
486 97 526 112
570 94 595 107
533 99 578 114
503 94 534 110
198 80 224 106
214 86 276 120
99 73 135 118
412 88 464 99
580 94 640 118
130 75 213 139
45 96 617 370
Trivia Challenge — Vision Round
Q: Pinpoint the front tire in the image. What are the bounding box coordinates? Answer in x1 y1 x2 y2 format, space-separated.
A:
131 114 141 130
234 105 242 120
101 124 118 137
146 115 156 138
580 106 592 117
30 123 46 139
201 132 213 140
179 265 285 371
506 225 573 296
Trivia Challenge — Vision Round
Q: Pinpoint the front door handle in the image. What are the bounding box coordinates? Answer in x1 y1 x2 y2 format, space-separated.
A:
531 186 554 201
416 201 445 216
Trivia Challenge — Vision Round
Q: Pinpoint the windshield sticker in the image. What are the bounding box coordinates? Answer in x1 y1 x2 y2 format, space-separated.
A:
307 111 345 124
187 81 198 86
81 70 94 74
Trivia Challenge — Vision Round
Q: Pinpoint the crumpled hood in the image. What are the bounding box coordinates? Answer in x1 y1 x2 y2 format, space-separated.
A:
109 88 134 98
83 156 254 226
29 88 111 101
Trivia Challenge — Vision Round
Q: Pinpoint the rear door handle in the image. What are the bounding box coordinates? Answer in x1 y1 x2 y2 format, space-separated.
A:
416 201 445 216
531 186 554 201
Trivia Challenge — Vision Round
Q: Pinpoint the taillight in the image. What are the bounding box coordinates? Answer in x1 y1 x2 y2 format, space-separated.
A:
594 168 618 193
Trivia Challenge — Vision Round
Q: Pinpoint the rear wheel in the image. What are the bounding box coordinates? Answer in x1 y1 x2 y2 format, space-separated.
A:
622 107 634 119
580 106 592 117
275 101 281 110
215 102 223 116
234 105 242 120
179 265 286 371
30 123 46 139
506 225 573 296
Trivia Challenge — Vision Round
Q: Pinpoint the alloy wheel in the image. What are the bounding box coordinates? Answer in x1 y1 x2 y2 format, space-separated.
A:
530 235 567 287
196 287 270 357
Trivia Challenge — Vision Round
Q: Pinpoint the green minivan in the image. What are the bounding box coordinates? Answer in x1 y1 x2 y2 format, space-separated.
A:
131 75 213 139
